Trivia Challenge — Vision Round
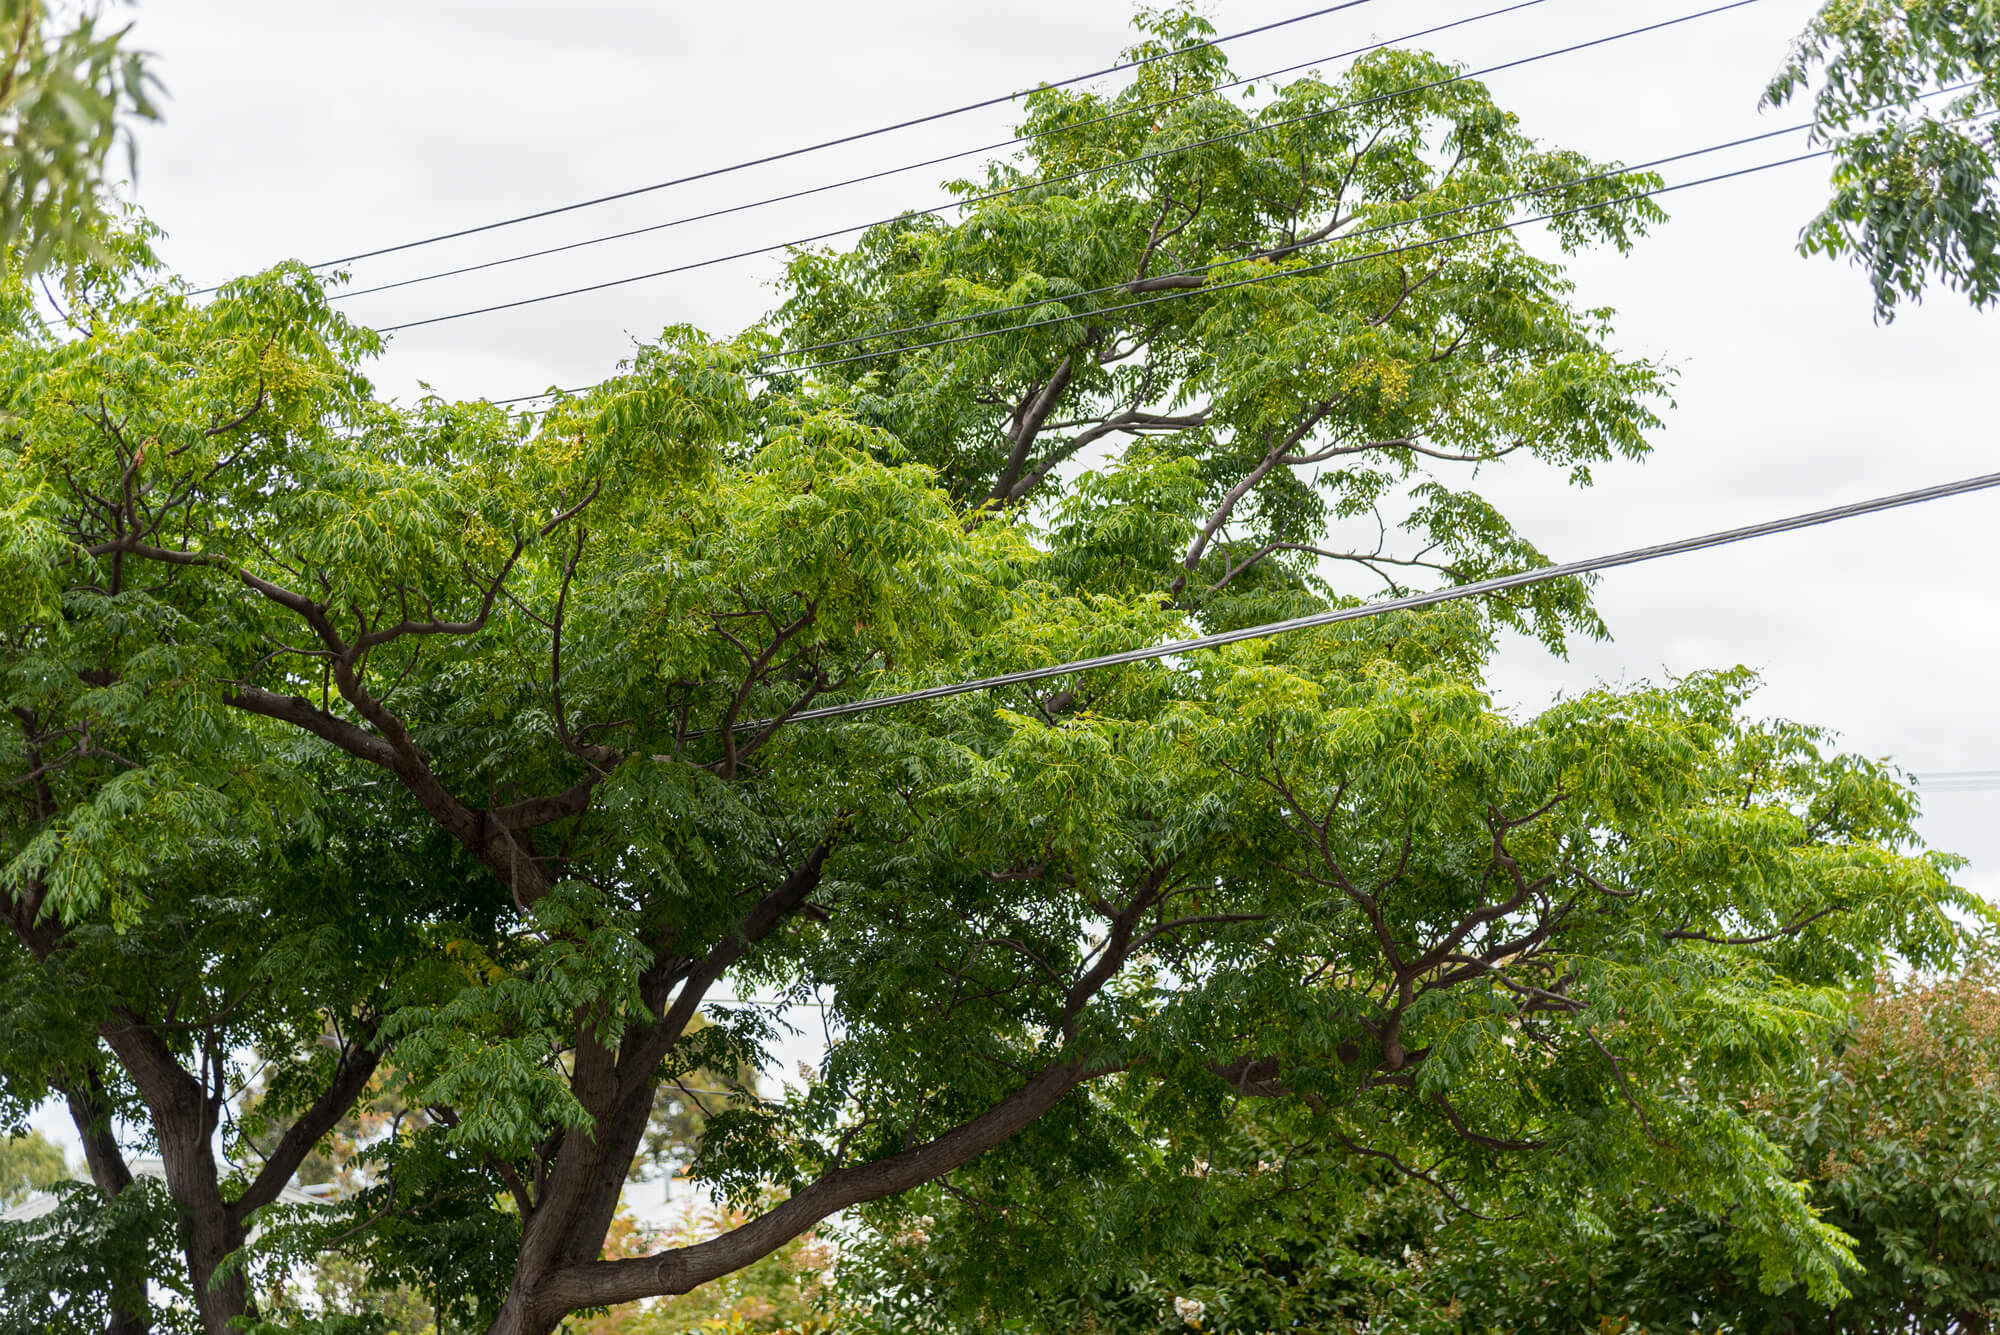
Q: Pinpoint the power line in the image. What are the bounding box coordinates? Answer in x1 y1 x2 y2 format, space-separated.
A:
488 132 1833 407
324 0 1559 306
1913 771 2000 792
302 1 1389 272
783 149 1833 376
771 120 1819 368
756 93 1989 377
690 470 2000 736
373 0 1764 336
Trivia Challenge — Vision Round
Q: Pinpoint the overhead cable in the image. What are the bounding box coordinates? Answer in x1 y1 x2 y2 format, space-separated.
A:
780 150 1836 375
487 133 1840 406
692 471 2000 736
757 89 1986 373
1913 770 2000 792
772 97 1996 378
303 0 1389 272
770 119 1828 365
325 0 1559 305
373 0 1766 335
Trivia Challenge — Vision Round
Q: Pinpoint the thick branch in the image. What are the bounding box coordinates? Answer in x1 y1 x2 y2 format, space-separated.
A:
230 1038 382 1223
539 1057 1100 1313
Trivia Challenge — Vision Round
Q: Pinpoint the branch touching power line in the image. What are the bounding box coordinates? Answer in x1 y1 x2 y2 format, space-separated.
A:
493 94 1994 405
315 0 1560 306
487 135 1822 407
690 470 2000 736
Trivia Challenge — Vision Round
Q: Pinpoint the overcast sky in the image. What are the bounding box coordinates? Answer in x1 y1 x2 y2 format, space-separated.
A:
29 0 1998 1176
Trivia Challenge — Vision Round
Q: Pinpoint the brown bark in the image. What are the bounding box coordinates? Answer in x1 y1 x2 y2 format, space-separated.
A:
87 1015 380 1335
478 840 838 1333
520 1058 1100 1332
97 1020 252 1335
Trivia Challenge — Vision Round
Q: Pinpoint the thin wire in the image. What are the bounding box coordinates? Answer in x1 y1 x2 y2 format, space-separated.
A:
482 87 1986 404
323 0 1559 305
489 137 1832 406
768 79 1983 365
1913 770 2000 792
688 470 2000 736
375 0 1765 335
786 150 1829 375
303 0 1387 272
773 125 1809 365
487 122 1794 402
774 93 1997 379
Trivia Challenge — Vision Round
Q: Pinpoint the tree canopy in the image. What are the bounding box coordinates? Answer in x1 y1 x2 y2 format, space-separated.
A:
0 11 1988 1335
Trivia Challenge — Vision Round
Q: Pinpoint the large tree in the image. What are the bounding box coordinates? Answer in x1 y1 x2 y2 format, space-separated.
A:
0 12 1979 1335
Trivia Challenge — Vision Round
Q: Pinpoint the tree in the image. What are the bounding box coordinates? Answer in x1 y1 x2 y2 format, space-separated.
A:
1767 0 2000 316
0 1126 67 1204
0 12 1981 1335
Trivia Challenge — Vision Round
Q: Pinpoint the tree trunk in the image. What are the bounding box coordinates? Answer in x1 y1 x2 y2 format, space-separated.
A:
97 1027 256 1335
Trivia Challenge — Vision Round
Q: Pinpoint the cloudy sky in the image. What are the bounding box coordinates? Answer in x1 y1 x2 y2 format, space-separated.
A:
31 0 1996 1168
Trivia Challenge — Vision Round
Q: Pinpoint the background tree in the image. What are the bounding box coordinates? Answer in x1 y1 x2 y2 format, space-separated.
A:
1767 0 2000 316
0 1126 67 1204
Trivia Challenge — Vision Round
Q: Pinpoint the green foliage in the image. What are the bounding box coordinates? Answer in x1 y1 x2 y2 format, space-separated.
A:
0 0 157 273
0 1126 65 1204
823 651 1977 1331
1428 964 2000 1333
848 964 2000 1334
0 10 1988 1335
775 10 1671 649
0 1175 190 1335
1768 0 2000 316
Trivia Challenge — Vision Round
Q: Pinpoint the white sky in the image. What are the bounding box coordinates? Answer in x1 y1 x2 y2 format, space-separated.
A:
32 0 1999 1173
